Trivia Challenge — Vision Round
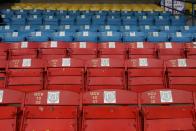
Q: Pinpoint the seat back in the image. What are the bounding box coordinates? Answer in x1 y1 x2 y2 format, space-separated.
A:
46 58 85 92
82 89 140 131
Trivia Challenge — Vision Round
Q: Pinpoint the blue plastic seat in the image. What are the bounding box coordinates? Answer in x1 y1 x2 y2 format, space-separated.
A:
60 15 75 25
180 26 196 33
140 25 158 33
122 16 137 25
170 16 186 26
75 31 98 42
155 16 170 26
92 15 106 25
121 11 134 16
98 25 120 32
28 9 43 15
58 25 78 32
0 9 14 16
120 25 139 32
27 15 42 25
2 32 26 42
55 10 67 16
11 15 26 25
42 10 55 16
160 11 171 16
1 14 11 24
50 31 73 41
14 9 28 15
67 10 80 16
170 32 193 42
76 15 91 25
108 11 121 17
81 10 94 16
138 16 154 25
94 11 108 16
39 25 57 32
27 31 50 42
79 25 98 32
0 25 15 33
99 31 121 42
147 32 169 42
146 11 160 16
160 26 178 33
18 25 37 34
107 16 121 25
122 31 146 42
43 15 59 25
133 11 146 16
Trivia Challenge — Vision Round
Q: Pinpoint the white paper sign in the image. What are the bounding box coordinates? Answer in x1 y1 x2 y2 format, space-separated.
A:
22 59 31 67
25 25 30 30
35 32 42 37
165 26 169 30
107 31 113 36
176 32 182 37
165 42 172 48
84 25 90 29
105 26 110 30
79 42 86 48
153 32 159 37
21 42 28 48
160 90 173 103
104 91 116 103
177 59 187 67
12 32 18 37
130 32 136 37
45 25 50 30
5 25 10 30
109 42 115 48
0 90 3 103
139 58 148 66
83 31 89 37
59 31 65 36
47 91 60 104
62 58 71 67
65 25 70 29
50 41 58 48
125 26 130 30
101 58 110 67
137 42 144 48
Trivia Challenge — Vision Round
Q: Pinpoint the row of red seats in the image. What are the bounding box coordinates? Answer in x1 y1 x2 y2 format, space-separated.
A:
0 42 196 60
0 88 195 131
0 58 196 92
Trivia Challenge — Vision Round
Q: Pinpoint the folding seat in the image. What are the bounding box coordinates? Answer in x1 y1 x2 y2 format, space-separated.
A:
60 15 76 25
39 41 68 60
154 16 170 26
20 90 80 131
27 31 50 42
180 26 196 33
0 89 25 131
39 25 57 33
141 89 196 131
86 58 125 90
108 11 121 17
98 31 122 42
157 42 185 60
42 10 56 16
55 10 67 16
166 59 196 91
146 11 160 16
18 25 37 34
106 16 121 26
134 11 146 16
92 15 106 25
81 10 94 16
27 15 43 25
185 42 196 59
7 58 44 92
0 9 14 17
127 58 165 92
121 11 134 16
50 31 74 42
28 9 43 15
170 15 186 26
0 59 6 88
120 25 139 32
68 42 97 61
0 25 15 33
160 25 178 33
8 41 38 59
75 31 98 42
147 32 168 42
139 25 158 33
160 11 171 16
46 58 85 92
121 16 138 26
14 9 28 15
94 10 108 16
127 42 156 58
82 89 140 131
170 32 193 42
10 15 26 25
122 32 146 42
43 15 59 25
76 15 91 25
138 16 154 26
98 25 120 32
58 25 78 32
79 25 98 32
1 14 11 24
67 10 80 16
98 42 126 59
2 32 25 42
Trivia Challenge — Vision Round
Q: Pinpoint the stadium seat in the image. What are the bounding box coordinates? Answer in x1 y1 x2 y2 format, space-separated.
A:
123 32 146 42
138 16 154 25
18 25 37 34
43 15 59 25
0 60 6 89
98 31 122 42
180 26 196 33
120 25 139 32
147 32 168 42
50 31 74 42
82 89 140 131
68 42 97 61
127 42 156 58
46 58 85 92
166 59 196 91
76 15 91 25
27 31 50 42
170 32 193 42
141 89 196 131
139 25 158 33
0 43 8 60
98 42 126 59
170 15 186 26
8 41 38 59
92 15 106 25
75 31 98 42
122 16 137 25
107 16 121 26
60 15 75 25
86 58 125 90
20 90 80 131
0 89 25 131
58 25 78 32
157 42 185 60
27 15 42 25
154 16 170 26
7 58 44 92
127 58 165 92
38 41 68 60
2 32 25 42
185 42 196 59
10 15 26 25
79 25 98 32
98 25 120 32
160 26 178 33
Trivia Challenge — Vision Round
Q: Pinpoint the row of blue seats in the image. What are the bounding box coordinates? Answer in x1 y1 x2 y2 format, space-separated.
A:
2 15 186 26
0 31 194 42
0 25 195 33
1 9 172 16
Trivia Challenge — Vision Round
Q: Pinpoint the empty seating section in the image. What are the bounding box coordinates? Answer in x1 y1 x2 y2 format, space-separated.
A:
0 3 196 131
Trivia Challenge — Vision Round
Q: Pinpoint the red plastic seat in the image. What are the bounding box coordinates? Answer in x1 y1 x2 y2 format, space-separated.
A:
46 58 85 92
86 58 125 90
127 58 165 92
7 58 44 92
38 41 68 60
0 43 9 60
0 60 6 89
69 42 97 61
141 89 196 131
185 42 196 59
98 42 126 59
8 42 38 59
127 42 156 59
166 59 196 91
20 90 79 131
157 42 185 60
0 89 25 131
82 89 140 131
